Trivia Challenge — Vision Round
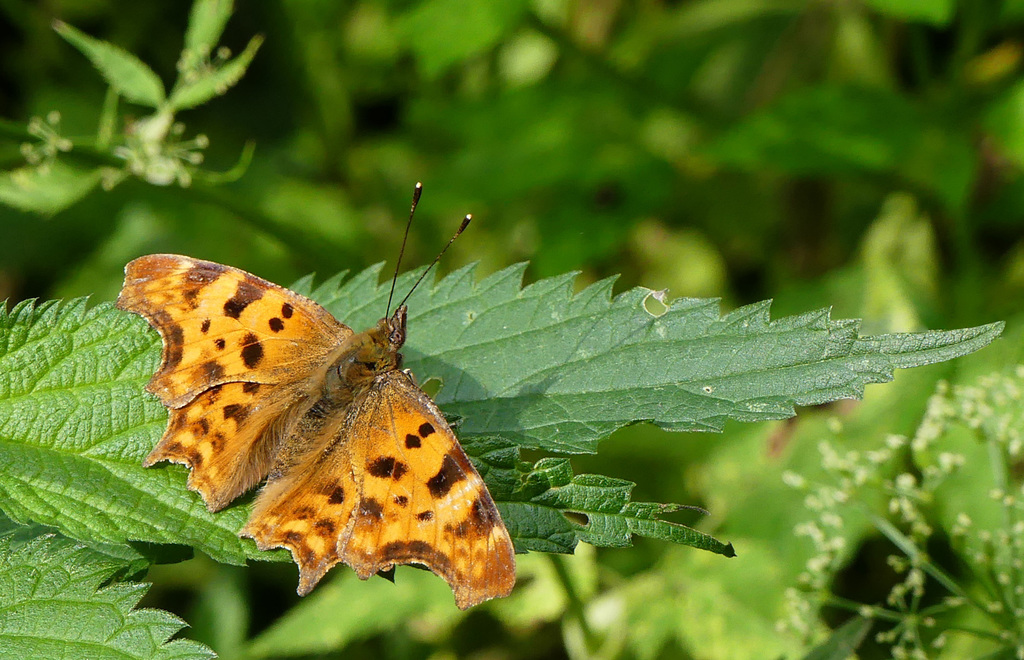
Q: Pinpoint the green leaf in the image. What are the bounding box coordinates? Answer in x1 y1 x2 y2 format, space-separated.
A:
863 0 955 25
0 162 103 215
465 437 734 555
707 85 975 212
0 265 1001 571
985 78 1024 168
397 0 528 76
247 569 461 658
307 263 1003 453
169 35 264 111
184 0 234 56
0 524 213 659
53 20 166 108
801 616 872 660
0 299 255 564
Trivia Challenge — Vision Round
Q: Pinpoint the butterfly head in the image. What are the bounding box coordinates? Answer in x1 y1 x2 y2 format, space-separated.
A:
326 305 408 396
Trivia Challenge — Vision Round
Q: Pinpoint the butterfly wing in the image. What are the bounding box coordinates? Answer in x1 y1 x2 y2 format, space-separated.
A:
118 254 351 407
118 254 353 510
242 370 516 609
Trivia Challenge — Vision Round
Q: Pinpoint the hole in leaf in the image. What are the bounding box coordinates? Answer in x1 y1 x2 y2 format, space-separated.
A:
562 511 589 527
420 376 443 399
642 289 668 317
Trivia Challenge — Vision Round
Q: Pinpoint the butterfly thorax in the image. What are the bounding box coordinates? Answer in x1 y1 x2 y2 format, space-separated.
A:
324 305 408 405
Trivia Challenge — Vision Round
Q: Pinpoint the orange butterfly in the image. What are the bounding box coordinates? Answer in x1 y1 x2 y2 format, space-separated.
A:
117 207 515 609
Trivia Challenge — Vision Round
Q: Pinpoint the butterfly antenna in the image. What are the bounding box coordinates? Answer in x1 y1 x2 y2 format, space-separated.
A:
386 182 423 318
397 214 471 310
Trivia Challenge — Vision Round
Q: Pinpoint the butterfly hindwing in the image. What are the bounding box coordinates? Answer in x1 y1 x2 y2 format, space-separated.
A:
242 371 516 610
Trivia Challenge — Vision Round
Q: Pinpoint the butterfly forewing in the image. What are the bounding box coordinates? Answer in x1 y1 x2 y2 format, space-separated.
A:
117 254 351 408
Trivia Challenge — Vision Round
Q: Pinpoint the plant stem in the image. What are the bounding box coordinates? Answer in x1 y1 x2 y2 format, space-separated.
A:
548 554 599 654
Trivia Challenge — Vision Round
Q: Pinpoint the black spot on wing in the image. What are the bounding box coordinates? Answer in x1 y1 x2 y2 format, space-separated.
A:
201 360 225 382
200 318 211 333
164 323 184 369
269 317 284 332
223 403 248 421
242 382 261 394
368 457 408 480
418 422 435 438
240 332 264 368
368 457 396 479
281 302 293 318
405 434 421 449
359 498 384 519
328 486 345 504
394 495 409 506
417 510 433 522
214 338 226 350
186 262 226 285
223 279 264 319
427 454 465 498
183 263 224 309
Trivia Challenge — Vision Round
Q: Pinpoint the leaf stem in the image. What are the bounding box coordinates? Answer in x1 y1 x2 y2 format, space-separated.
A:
866 510 1002 628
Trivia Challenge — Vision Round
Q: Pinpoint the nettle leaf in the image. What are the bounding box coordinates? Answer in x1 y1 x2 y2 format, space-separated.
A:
53 21 166 108
0 524 213 659
0 265 1002 568
0 298 254 564
304 263 1004 453
462 436 734 556
169 35 264 111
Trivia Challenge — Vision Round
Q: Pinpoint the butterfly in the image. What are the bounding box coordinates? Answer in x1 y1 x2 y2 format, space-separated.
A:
117 237 516 609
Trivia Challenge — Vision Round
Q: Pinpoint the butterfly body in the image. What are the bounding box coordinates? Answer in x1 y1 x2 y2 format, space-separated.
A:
117 254 515 609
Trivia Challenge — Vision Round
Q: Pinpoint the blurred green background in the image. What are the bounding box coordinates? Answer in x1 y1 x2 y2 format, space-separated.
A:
3 0 1024 658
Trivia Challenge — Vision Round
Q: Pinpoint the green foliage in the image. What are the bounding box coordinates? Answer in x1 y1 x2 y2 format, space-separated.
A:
302 263 1002 452
0 262 1002 656
1 0 1022 657
54 20 167 108
0 523 214 659
0 297 254 564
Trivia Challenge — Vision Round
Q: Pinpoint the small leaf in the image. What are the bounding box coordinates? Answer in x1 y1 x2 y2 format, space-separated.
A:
801 616 873 660
185 0 234 56
863 0 954 25
397 0 528 76
0 162 103 214
53 20 166 108
169 35 264 111
464 438 734 555
0 524 213 659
